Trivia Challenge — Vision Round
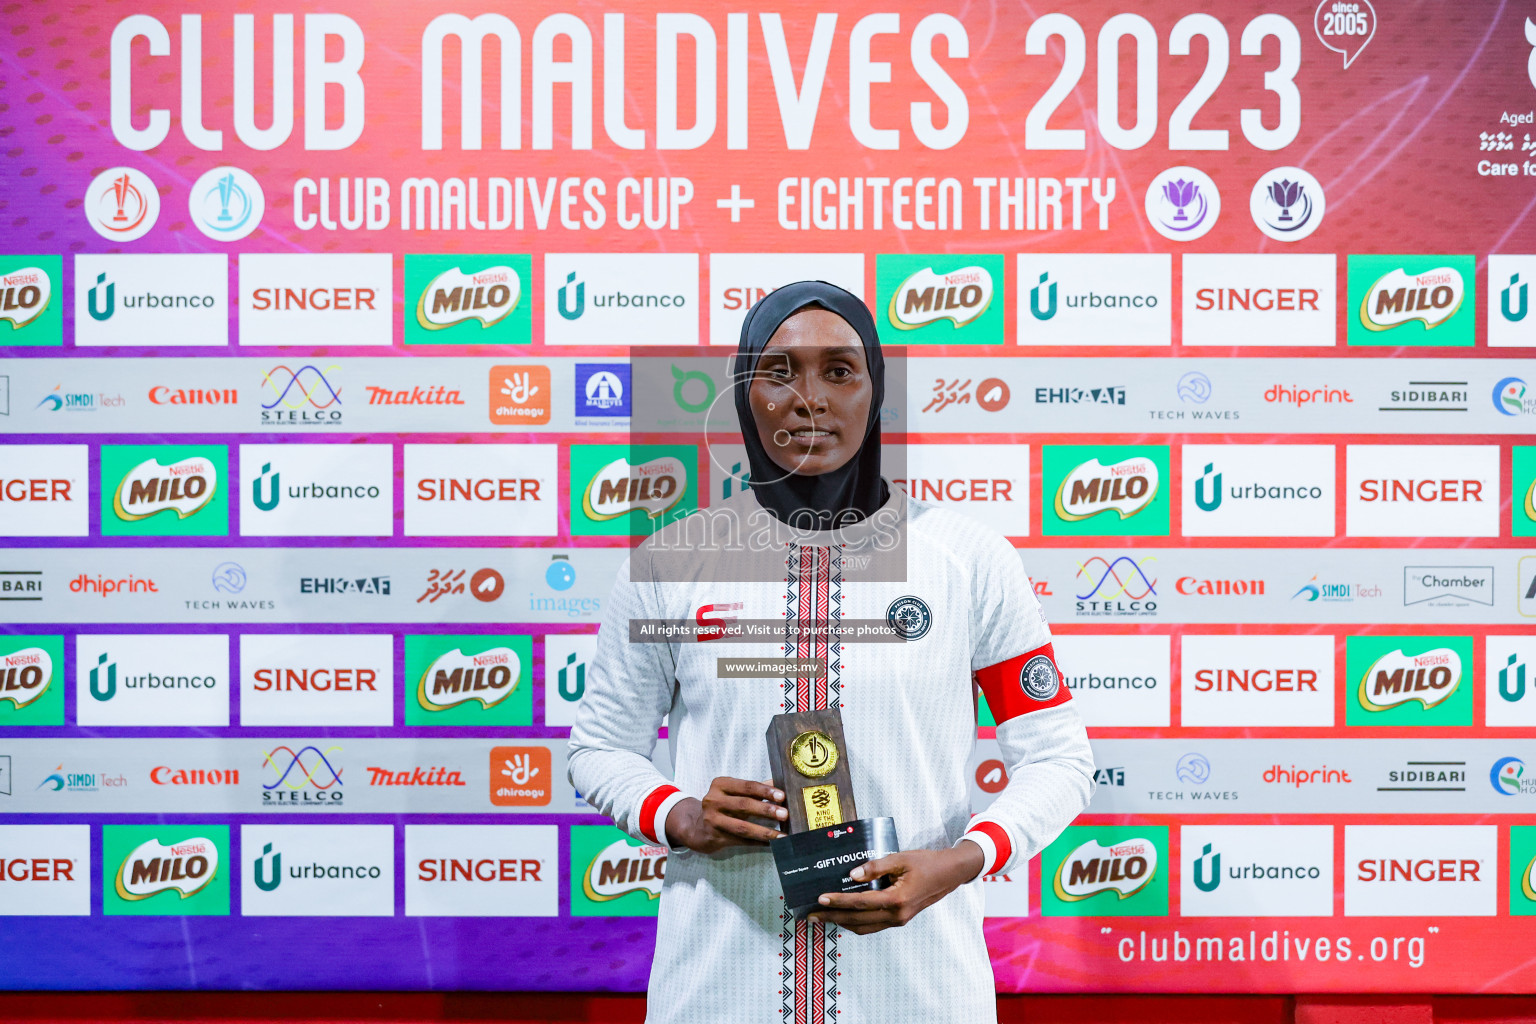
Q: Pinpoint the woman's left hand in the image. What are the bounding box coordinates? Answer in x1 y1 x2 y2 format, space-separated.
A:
807 843 986 935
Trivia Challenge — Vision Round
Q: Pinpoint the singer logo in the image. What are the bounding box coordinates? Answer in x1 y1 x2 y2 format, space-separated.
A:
490 746 551 806
417 648 520 712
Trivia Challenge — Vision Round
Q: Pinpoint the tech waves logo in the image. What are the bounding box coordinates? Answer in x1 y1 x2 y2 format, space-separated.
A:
1359 266 1465 332
1357 648 1462 711
0 646 53 709
888 266 994 329
416 647 521 711
583 839 666 901
114 836 219 901
260 365 342 426
1052 838 1157 901
1054 457 1159 521
417 265 520 330
261 745 343 805
0 267 50 329
582 457 687 521
113 457 217 521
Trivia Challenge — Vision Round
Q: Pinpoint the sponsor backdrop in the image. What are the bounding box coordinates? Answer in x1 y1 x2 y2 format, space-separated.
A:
2 0 1536 996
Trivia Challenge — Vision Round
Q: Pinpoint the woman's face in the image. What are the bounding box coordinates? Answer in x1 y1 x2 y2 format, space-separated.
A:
746 309 873 477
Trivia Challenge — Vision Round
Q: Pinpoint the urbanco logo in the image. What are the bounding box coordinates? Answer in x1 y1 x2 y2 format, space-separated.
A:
1050 634 1170 727
1017 254 1170 346
1182 825 1332 917
102 825 229 916
1182 444 1334 537
406 255 531 345
240 444 392 537
0 444 88 537
1345 635 1473 727
74 254 227 347
75 634 230 728
0 256 61 346
1486 636 1536 726
543 633 598 727
404 635 533 727
241 824 394 917
1348 254 1475 346
1042 826 1168 917
238 253 392 347
1488 255 1536 347
543 253 698 345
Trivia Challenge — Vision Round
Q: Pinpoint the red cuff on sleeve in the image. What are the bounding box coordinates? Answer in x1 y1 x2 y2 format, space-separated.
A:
967 821 1013 876
638 784 681 845
975 642 1071 725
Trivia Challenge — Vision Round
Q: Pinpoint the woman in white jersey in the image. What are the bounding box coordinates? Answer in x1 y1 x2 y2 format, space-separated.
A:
568 281 1094 1024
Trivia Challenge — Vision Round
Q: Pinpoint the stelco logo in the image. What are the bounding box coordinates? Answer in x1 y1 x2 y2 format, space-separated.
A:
0 646 53 709
1052 837 1157 901
417 647 521 711
416 265 521 331
889 266 994 329
113 457 217 522
0 266 51 329
583 457 687 521
1358 647 1463 711
1360 266 1465 332
583 839 666 902
1054 457 1159 521
114 836 219 901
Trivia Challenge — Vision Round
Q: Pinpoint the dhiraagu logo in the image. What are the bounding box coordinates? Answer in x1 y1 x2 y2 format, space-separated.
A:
570 445 697 537
404 254 531 345
100 444 229 537
1041 826 1168 917
0 635 64 725
103 825 230 916
876 254 1004 344
1347 254 1475 346
571 825 665 917
1345 635 1473 726
404 635 532 726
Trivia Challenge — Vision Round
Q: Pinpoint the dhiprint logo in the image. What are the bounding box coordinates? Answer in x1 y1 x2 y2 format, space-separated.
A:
1348 255 1475 346
877 254 1005 344
1346 636 1474 727
544 254 698 345
572 826 666 916
544 634 597 727
84 167 160 242
240 444 392 537
1073 555 1158 618
188 167 265 241
102 825 230 916
1044 446 1170 536
75 634 230 727
242 825 393 917
575 364 631 419
1042 827 1168 917
1182 253 1336 347
260 364 342 426
1344 825 1494 917
261 744 344 807
1488 256 1536 347
404 636 534 726
1182 445 1334 537
73 254 227 347
1182 826 1333 918
238 253 393 347
1249 167 1326 242
1017 254 1171 346
1145 167 1220 241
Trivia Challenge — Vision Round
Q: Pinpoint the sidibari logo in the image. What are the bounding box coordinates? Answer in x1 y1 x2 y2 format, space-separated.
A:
583 839 666 902
417 647 521 711
115 836 219 901
1052 837 1158 901
417 266 521 330
557 271 585 319
113 457 217 522
888 266 994 329
0 646 52 708
582 457 687 521
0 267 51 329
1357 647 1462 711
1360 266 1465 332
1055 457 1159 521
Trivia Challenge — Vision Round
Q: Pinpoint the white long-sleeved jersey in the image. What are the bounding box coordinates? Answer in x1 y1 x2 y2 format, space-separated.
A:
568 490 1094 1024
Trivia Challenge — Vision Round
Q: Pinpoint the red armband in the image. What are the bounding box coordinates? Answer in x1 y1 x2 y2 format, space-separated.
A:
638 784 681 845
975 642 1071 725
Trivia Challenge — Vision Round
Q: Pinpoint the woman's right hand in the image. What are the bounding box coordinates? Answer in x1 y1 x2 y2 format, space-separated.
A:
663 778 788 853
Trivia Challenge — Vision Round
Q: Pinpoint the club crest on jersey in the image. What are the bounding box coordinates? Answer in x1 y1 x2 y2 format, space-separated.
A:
886 596 932 640
1020 654 1061 701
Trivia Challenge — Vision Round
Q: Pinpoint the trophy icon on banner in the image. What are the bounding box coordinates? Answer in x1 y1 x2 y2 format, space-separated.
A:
109 172 140 225
1161 178 1200 223
1266 178 1304 222
215 172 237 224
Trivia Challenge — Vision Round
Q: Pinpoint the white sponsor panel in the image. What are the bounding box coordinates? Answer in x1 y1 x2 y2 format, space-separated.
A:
1344 825 1496 916
1017 254 1171 346
982 864 1030 918
1053 634 1170 727
1182 254 1336 347
1183 444 1335 537
404 444 557 537
239 634 393 727
703 443 755 507
1486 636 1536 726
74 254 228 347
239 444 393 537
543 634 597 727
894 445 1029 536
1181 634 1335 727
1181 825 1333 917
1345 445 1499 538
76 634 230 727
0 825 90 915
708 253 864 347
241 824 394 916
1488 255 1536 348
404 824 558 917
544 253 699 345
238 253 392 347
0 444 88 537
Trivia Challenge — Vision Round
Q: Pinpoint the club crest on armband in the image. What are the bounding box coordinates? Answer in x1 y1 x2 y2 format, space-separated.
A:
1021 654 1061 701
886 596 932 641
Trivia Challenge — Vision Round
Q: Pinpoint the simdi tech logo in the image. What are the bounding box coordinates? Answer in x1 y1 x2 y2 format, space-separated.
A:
102 825 229 916
1041 825 1168 917
405 254 531 345
404 635 533 726
1347 254 1475 346
570 444 697 537
1042 445 1170 537
100 444 229 537
876 254 1004 343
0 256 61 346
571 825 665 917
0 635 64 726
1345 635 1474 727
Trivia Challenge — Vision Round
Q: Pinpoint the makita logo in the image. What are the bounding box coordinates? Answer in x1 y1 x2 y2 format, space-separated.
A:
365 385 464 406
366 766 466 787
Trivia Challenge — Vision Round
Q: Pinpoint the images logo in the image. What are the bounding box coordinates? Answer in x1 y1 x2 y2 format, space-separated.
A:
877 255 1005 343
188 167 265 242
405 255 532 344
1042 826 1168 917
260 364 342 426
571 826 665 916
1145 167 1220 241
101 445 229 537
570 445 698 536
417 647 521 711
887 265 994 329
404 636 534 726
1044 447 1170 537
1348 255 1475 346
1346 636 1473 726
85 167 159 242
103 825 229 916
1250 167 1325 242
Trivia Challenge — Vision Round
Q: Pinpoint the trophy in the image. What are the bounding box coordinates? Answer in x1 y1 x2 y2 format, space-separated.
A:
765 708 899 919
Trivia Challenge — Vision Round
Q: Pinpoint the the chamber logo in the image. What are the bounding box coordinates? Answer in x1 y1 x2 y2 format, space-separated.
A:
1358 647 1462 711
582 457 687 521
583 839 666 901
888 266 994 330
416 647 521 711
0 267 51 330
1052 837 1158 901
112 457 218 521
1360 266 1465 332
1054 457 1159 521
114 836 219 901
417 265 520 330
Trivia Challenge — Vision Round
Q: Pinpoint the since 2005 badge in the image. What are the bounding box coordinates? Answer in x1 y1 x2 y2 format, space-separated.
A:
886 596 932 641
1020 655 1061 701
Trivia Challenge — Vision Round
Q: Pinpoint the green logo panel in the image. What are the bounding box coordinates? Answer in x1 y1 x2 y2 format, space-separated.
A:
1346 254 1475 346
100 444 229 537
403 254 532 345
570 825 665 917
1511 826 1536 916
0 255 62 346
1514 448 1536 537
404 634 533 726
1040 825 1169 917
1041 445 1170 537
875 253 1005 344
102 825 230 916
570 444 698 537
1345 635 1474 726
0 634 64 725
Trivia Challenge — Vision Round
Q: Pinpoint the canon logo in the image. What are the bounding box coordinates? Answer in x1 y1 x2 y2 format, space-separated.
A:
1194 668 1317 692
252 668 378 692
416 479 542 502
1356 858 1480 883
1176 577 1266 596
1 479 71 502
149 386 237 405
416 858 542 882
1358 479 1483 503
150 766 239 786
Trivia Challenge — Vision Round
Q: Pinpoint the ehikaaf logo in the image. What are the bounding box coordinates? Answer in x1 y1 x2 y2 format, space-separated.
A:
1054 457 1159 521
582 457 688 521
112 456 218 522
416 647 521 712
1052 837 1158 901
1357 647 1462 711
887 265 995 330
114 836 220 901
416 265 521 331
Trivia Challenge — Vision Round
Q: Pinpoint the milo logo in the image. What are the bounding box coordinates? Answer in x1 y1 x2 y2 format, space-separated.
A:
114 836 220 901
582 456 687 521
888 265 994 330
0 646 52 708
112 457 218 521
1052 837 1157 901
0 266 51 329
417 265 520 330
1358 647 1462 711
583 838 666 902
1360 267 1465 332
1054 457 1159 521
417 647 520 711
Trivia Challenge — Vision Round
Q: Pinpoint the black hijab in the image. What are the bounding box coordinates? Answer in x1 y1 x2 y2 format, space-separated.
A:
732 281 889 530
